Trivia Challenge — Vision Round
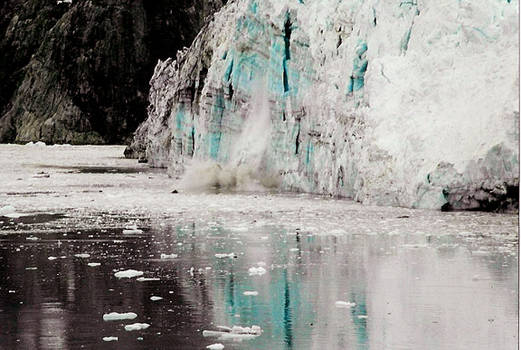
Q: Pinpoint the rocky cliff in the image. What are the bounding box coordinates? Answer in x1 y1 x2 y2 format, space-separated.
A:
131 0 519 210
0 0 225 144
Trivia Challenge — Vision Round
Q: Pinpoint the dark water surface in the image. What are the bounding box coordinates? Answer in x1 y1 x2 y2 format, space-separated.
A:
0 218 517 350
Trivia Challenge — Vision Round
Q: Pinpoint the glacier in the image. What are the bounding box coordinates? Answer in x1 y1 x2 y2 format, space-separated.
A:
129 0 519 210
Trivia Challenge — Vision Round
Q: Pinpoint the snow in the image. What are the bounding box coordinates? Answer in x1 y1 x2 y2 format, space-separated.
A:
248 267 267 276
103 312 138 321
114 269 144 279
124 323 150 331
207 344 225 350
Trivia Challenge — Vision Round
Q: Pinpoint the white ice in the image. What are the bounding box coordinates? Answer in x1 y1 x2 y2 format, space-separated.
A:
103 312 138 321
114 269 144 279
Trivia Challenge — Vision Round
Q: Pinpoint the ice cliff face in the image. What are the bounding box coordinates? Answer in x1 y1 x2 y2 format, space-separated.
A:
132 0 519 210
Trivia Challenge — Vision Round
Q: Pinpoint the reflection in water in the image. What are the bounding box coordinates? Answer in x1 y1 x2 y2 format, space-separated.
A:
0 218 517 349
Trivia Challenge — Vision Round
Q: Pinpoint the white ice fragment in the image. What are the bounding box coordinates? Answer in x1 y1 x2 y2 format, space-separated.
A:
289 248 299 252
124 323 150 331
160 253 178 259
26 236 40 241
123 228 143 234
243 291 258 296
215 253 235 258
248 266 266 276
335 301 356 308
48 256 57 260
74 253 90 258
88 262 101 267
357 315 368 319
136 277 160 282
114 269 143 278
25 267 37 270
150 296 163 301
202 325 262 341
102 336 118 342
103 312 138 321
207 344 225 350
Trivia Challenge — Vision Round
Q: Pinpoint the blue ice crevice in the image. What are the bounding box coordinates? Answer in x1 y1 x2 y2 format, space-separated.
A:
347 41 368 93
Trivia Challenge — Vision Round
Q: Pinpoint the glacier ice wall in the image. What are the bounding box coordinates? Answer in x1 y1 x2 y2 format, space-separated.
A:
130 0 519 210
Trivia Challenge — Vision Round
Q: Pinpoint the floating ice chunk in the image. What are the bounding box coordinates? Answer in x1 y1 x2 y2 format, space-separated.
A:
102 336 118 342
248 267 266 276
114 269 143 278
243 291 258 296
48 256 57 260
25 267 37 270
357 315 368 319
160 253 178 259
123 228 143 234
335 301 356 308
88 262 101 267
26 236 40 241
103 312 138 321
150 296 163 301
289 248 299 252
74 253 90 258
203 325 262 341
215 253 235 258
137 277 160 282
207 344 225 350
124 323 150 331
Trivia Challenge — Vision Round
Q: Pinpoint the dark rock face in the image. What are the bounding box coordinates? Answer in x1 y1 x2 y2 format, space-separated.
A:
0 0 225 144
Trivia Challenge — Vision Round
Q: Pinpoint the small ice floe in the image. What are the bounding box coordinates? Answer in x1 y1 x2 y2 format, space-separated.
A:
136 277 160 282
202 325 262 341
357 315 368 319
243 291 258 296
150 296 163 301
335 301 356 308
25 267 37 270
102 336 118 342
215 253 235 259
248 267 266 276
88 262 101 267
289 248 299 252
207 344 225 350
26 236 40 241
48 256 58 261
103 312 138 321
74 253 91 258
160 253 178 259
124 323 150 331
114 269 143 279
122 225 143 235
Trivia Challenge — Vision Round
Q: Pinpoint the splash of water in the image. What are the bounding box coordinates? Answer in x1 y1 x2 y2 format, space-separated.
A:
178 79 280 192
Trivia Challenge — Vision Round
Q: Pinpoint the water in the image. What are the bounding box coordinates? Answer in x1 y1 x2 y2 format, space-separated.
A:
0 215 517 349
0 144 517 349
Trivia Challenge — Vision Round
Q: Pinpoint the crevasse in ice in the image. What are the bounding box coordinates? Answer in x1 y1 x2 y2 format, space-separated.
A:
130 0 519 210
